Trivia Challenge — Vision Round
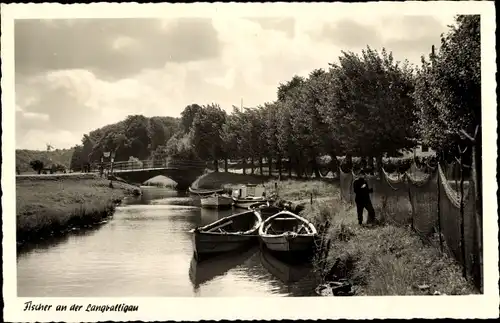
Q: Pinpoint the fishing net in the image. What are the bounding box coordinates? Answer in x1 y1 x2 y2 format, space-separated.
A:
462 173 481 289
370 169 412 226
339 168 354 204
407 168 439 241
338 157 482 291
437 164 464 263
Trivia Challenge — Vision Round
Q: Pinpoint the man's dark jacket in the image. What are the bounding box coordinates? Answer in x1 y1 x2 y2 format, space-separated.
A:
353 177 373 202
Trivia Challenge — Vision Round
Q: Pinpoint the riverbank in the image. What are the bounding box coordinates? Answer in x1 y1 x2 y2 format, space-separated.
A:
301 193 477 296
16 174 141 247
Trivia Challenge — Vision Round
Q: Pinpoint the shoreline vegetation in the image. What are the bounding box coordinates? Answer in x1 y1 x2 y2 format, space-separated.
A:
16 173 141 248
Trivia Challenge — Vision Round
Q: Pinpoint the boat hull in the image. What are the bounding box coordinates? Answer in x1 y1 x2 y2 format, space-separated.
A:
254 206 282 220
192 233 257 260
200 195 233 209
260 234 315 253
233 198 267 209
191 210 262 260
189 187 224 197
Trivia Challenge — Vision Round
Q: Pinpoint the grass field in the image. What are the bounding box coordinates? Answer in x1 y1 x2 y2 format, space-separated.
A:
16 174 141 245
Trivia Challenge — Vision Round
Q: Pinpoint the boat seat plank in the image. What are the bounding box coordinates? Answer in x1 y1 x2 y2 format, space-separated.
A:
207 220 234 232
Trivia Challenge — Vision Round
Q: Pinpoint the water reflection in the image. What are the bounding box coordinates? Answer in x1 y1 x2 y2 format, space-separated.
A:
189 246 259 290
260 249 312 284
199 207 234 226
124 186 187 205
17 222 109 256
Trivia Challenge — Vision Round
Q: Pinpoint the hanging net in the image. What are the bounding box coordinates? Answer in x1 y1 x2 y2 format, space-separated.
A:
461 171 481 289
437 163 465 263
337 158 482 291
370 169 412 226
339 167 354 204
406 168 439 243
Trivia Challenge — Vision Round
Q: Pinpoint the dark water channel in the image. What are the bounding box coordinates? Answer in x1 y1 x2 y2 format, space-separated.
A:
17 187 319 297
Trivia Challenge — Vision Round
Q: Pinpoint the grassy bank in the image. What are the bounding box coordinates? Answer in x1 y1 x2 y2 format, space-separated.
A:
143 175 178 188
303 197 476 295
16 174 141 246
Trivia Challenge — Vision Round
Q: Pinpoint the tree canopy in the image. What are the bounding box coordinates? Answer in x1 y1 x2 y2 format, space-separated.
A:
414 15 480 153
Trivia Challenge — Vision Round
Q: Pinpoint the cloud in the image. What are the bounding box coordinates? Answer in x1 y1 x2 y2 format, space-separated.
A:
312 15 454 63
15 18 222 80
14 15 457 150
246 17 296 38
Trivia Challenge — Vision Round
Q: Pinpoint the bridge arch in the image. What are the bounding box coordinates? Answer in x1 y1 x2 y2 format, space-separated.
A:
105 159 207 190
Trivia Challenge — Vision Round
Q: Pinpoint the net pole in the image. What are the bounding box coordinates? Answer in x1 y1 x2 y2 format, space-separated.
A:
437 166 443 253
472 145 483 293
459 148 467 279
407 174 415 231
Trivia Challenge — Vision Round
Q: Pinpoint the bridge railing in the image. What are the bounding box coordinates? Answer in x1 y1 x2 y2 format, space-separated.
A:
97 159 208 172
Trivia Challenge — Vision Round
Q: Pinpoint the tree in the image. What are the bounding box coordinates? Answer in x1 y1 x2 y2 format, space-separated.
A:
190 103 227 171
29 160 44 174
261 102 282 176
166 132 198 160
325 47 417 159
414 15 480 154
122 115 151 160
180 104 203 133
70 145 84 172
50 163 67 174
221 107 243 172
291 69 334 177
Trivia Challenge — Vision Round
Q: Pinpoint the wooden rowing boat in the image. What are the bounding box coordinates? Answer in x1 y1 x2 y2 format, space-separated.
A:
233 196 267 209
248 201 283 220
232 184 267 209
190 210 262 260
259 210 317 253
188 186 224 197
200 193 233 209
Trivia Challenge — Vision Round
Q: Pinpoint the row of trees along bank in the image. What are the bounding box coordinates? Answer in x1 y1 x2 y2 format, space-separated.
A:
68 16 479 178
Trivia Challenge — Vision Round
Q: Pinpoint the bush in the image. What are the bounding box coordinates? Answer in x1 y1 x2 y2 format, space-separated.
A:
29 160 44 174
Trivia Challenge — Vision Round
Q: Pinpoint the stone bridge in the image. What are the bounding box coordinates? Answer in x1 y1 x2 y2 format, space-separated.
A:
105 159 207 190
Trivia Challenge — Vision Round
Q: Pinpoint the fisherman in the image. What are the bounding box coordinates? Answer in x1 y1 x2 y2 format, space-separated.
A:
352 169 375 225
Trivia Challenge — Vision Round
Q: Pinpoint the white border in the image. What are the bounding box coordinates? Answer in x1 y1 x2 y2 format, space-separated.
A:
2 2 498 321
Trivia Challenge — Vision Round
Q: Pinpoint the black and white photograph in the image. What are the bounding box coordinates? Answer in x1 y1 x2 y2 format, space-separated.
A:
1 2 498 321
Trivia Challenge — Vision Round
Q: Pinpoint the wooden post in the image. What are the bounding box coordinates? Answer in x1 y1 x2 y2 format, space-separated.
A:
472 142 483 292
457 146 467 279
310 192 313 205
437 165 444 253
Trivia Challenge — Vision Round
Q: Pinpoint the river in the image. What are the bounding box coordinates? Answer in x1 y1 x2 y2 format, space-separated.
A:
17 187 319 297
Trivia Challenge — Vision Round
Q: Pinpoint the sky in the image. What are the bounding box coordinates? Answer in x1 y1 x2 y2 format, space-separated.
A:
15 14 458 150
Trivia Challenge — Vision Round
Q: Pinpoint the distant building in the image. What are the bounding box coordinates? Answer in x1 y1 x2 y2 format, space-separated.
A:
400 144 437 158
